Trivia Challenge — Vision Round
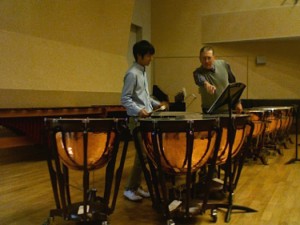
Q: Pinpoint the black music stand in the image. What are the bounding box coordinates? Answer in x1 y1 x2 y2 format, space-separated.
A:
286 105 300 164
207 82 257 222
207 82 246 115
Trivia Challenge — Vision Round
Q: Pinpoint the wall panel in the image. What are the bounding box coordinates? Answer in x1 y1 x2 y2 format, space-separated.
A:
151 0 300 107
0 0 135 108
202 6 300 43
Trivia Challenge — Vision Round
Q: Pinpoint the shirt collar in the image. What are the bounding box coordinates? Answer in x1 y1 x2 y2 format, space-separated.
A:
134 62 146 73
201 65 215 73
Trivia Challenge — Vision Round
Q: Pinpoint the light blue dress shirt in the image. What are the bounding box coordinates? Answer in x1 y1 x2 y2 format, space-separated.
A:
121 62 160 116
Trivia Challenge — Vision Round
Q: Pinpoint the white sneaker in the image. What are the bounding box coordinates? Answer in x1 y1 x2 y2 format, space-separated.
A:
124 190 143 201
137 187 150 198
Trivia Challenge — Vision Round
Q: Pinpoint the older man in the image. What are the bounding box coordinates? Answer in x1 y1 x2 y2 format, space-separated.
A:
193 46 243 113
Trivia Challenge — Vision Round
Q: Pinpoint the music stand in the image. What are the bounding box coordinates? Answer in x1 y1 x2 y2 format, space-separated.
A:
207 82 246 114
206 82 257 222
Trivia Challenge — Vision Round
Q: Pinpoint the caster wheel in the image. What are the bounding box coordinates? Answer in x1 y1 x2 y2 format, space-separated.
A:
167 219 175 225
211 209 217 223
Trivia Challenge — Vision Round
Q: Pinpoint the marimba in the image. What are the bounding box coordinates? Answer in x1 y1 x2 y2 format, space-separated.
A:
0 105 125 148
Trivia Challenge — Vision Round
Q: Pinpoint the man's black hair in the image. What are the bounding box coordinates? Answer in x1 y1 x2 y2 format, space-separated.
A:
200 46 214 56
133 40 155 61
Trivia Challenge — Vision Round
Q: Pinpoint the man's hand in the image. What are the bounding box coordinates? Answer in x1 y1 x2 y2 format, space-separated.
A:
153 101 169 111
138 108 151 118
235 102 243 114
160 101 169 111
204 81 216 95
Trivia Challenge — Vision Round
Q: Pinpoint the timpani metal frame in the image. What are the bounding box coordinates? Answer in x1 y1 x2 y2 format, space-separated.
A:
43 118 129 225
205 82 257 222
134 115 221 225
251 106 296 160
286 105 300 164
206 114 257 222
243 109 268 164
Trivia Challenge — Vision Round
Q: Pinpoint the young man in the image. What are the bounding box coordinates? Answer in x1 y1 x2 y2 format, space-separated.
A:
193 46 243 113
121 40 167 201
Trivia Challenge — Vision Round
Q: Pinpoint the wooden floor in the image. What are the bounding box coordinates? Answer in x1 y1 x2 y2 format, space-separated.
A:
1 135 300 225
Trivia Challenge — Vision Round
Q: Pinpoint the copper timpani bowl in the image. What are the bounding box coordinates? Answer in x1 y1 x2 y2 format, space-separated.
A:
205 114 251 165
251 107 280 135
46 118 125 171
55 131 115 170
251 106 294 136
243 109 266 138
139 113 219 174
266 106 294 134
140 112 250 172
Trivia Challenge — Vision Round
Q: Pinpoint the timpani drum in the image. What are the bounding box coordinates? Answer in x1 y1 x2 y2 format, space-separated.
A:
51 118 125 170
55 130 116 170
201 113 257 223
267 106 294 139
204 114 252 165
253 107 280 136
137 113 220 222
284 106 294 134
252 106 294 147
243 109 265 139
44 118 129 224
140 112 254 223
140 113 219 174
149 112 251 168
243 109 268 163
